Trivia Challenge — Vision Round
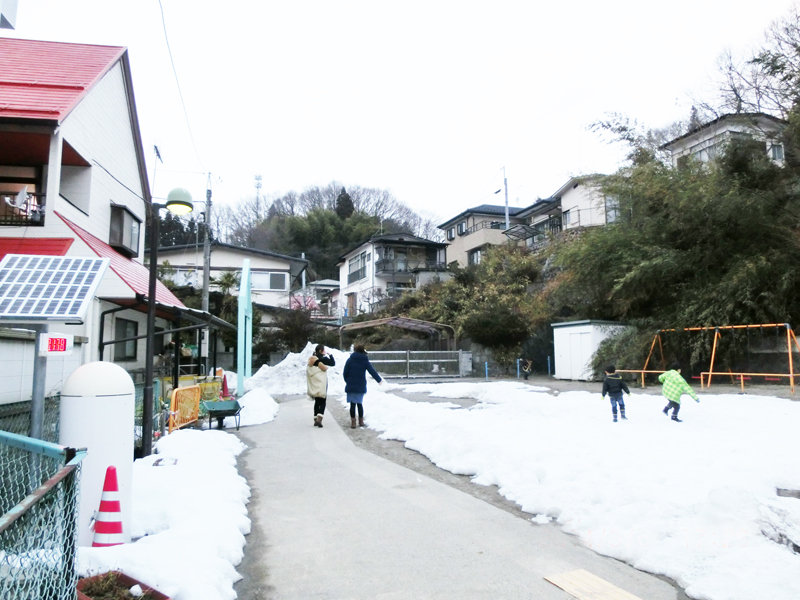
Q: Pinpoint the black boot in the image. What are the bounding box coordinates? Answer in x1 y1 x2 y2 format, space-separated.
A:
620 408 627 420
671 415 682 422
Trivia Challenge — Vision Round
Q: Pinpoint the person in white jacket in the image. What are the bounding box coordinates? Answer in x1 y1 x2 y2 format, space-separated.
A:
307 344 335 427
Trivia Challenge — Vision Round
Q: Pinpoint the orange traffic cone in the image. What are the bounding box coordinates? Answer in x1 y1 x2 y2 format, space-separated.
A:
92 466 124 547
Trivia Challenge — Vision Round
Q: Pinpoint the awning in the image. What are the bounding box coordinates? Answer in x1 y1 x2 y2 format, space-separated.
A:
57 211 184 307
100 296 236 332
0 237 74 261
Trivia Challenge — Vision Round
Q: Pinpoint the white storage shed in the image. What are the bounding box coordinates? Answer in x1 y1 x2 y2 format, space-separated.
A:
552 320 626 381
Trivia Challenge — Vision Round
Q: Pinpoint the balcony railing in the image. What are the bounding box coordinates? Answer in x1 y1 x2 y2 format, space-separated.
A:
0 192 46 226
347 266 367 284
460 220 505 237
375 259 447 273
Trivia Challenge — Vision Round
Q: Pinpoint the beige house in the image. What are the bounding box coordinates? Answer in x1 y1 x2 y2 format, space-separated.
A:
437 205 528 267
661 113 786 169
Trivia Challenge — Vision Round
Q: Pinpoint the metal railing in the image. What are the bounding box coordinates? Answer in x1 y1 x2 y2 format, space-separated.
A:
461 220 505 236
347 267 367 284
369 350 467 377
0 397 61 443
375 259 447 273
0 431 85 600
0 192 46 226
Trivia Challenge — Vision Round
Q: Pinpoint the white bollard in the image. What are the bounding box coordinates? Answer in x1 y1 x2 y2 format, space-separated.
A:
60 361 134 547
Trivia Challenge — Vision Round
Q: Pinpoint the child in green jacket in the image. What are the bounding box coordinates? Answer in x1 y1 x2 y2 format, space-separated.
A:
659 361 699 422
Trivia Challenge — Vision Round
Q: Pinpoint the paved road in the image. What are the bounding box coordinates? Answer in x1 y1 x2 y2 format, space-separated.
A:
234 395 681 600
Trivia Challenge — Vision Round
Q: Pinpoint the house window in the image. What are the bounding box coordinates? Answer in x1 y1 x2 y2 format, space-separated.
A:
348 252 368 284
604 197 620 224
114 318 138 361
468 248 482 265
109 204 141 258
563 210 571 227
252 272 288 291
457 222 466 235
771 144 785 161
447 227 455 240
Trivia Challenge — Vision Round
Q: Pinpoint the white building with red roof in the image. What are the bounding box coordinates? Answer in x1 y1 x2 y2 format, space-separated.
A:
0 37 232 406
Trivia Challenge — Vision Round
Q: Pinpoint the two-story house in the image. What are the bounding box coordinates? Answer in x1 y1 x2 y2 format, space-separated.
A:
661 112 786 168
504 176 615 250
0 38 230 402
437 205 528 267
338 233 448 316
155 241 308 310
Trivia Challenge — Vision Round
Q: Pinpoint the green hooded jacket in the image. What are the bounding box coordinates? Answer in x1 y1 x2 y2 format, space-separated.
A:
658 369 699 404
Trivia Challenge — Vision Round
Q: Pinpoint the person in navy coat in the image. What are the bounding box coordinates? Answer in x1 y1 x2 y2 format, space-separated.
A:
343 344 383 428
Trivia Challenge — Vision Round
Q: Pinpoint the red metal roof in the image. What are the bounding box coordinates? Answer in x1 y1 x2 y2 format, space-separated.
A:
0 237 73 261
56 212 185 307
0 38 126 123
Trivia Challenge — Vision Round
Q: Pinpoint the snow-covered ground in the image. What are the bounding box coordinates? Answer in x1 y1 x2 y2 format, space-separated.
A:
77 347 800 600
76 381 280 600
351 382 800 600
245 345 800 600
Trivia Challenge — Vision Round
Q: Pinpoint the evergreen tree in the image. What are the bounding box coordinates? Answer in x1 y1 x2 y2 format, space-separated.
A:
335 187 355 220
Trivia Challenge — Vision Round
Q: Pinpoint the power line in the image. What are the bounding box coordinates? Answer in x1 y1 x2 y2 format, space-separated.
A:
157 0 204 171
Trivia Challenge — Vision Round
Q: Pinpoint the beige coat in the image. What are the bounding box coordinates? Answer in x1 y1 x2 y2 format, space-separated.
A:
307 358 328 399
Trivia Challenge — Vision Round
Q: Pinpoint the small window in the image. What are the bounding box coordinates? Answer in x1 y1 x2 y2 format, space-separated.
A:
109 205 141 258
468 248 482 265
447 227 455 240
563 210 571 226
457 222 466 235
114 318 138 361
605 197 620 224
771 144 784 160
269 273 287 290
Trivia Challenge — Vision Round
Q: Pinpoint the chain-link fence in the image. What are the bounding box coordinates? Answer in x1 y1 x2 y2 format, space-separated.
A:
369 350 468 377
0 397 61 443
0 430 85 600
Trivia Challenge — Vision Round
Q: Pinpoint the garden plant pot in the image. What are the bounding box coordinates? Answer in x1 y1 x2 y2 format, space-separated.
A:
77 571 170 600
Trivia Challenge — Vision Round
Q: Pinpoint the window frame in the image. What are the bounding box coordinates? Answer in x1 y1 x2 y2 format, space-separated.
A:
114 317 138 361
109 204 142 258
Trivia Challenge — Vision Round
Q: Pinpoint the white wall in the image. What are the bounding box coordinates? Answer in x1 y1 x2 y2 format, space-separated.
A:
0 335 85 404
553 321 626 381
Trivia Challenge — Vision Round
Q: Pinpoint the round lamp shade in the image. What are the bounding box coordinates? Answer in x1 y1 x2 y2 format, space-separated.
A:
165 188 194 215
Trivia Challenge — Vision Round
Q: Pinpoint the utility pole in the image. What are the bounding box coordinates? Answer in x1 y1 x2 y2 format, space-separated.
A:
254 174 262 221
202 178 212 313
503 166 510 230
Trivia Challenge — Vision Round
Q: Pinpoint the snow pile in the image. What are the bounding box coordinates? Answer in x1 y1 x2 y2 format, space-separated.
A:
203 387 279 430
244 342 351 396
360 386 800 600
77 430 250 600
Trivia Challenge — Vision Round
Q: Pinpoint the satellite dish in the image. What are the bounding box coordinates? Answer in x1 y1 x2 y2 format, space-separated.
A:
4 186 28 209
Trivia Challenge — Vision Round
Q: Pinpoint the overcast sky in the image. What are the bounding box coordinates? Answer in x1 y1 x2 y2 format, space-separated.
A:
3 0 798 224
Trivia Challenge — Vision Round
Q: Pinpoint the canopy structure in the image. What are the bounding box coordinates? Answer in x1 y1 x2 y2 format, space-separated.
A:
97 295 235 388
339 316 455 350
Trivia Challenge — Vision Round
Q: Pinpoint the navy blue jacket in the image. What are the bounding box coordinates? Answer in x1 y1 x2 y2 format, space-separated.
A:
343 351 382 394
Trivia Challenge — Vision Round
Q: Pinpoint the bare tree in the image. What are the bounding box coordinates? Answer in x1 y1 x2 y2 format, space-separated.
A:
706 7 800 118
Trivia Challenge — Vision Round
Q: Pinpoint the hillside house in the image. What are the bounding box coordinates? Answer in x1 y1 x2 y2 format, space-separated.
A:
338 233 448 316
661 113 786 169
437 204 528 267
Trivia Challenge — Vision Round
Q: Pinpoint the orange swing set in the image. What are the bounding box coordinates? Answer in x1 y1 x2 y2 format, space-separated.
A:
618 323 800 393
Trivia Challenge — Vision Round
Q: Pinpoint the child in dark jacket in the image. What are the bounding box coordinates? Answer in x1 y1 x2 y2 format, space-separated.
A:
601 365 630 422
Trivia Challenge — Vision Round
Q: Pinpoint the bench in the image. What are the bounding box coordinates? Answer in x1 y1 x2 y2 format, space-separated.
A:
201 400 242 431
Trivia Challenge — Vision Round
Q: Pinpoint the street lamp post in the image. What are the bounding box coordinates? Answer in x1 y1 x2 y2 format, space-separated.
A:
142 188 194 456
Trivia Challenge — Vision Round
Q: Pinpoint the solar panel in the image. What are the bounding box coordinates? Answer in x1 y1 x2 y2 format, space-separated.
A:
0 254 109 321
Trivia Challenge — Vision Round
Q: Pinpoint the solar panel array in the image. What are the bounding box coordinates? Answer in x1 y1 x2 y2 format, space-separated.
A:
0 254 109 321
